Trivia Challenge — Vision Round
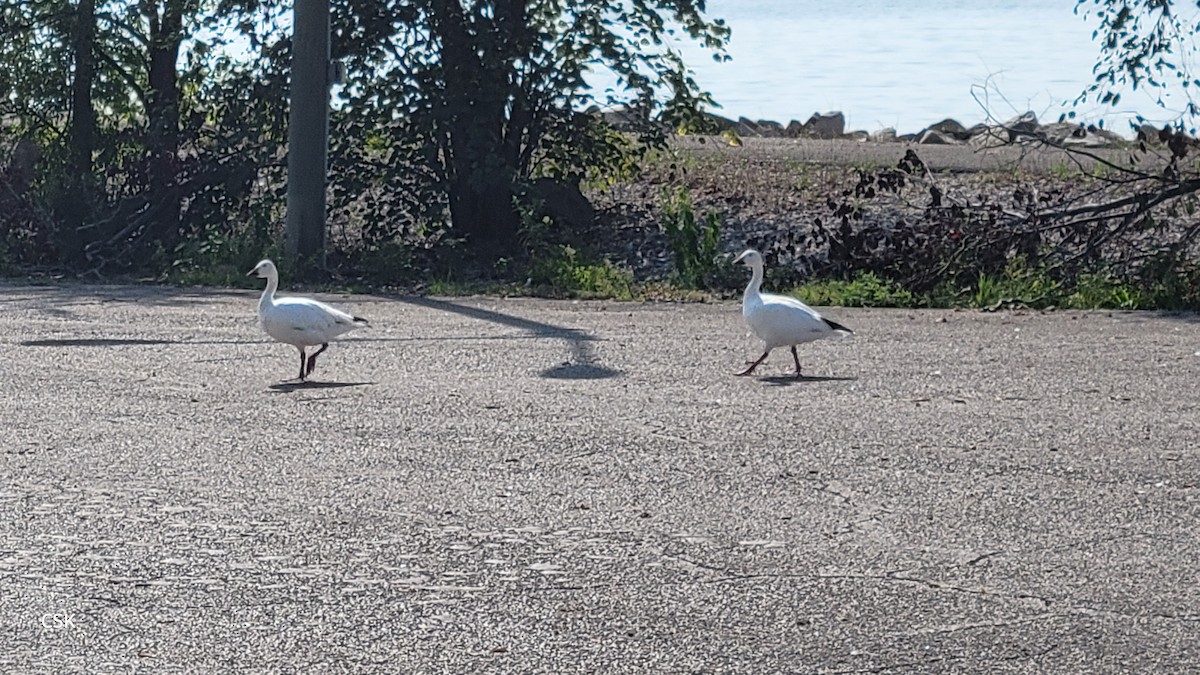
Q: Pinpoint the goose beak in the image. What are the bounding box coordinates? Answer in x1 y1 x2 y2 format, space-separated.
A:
246 268 258 277
733 252 749 265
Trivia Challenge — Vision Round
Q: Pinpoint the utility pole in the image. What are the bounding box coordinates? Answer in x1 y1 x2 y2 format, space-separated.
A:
284 0 331 273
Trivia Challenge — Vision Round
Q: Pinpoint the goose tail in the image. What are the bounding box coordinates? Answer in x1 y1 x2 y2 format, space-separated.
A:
353 316 370 326
823 317 853 334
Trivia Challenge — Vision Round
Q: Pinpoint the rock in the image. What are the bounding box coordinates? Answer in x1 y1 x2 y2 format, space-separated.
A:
701 112 737 132
870 127 897 143
755 119 786 137
785 120 806 137
1003 111 1039 142
897 133 920 143
1038 122 1089 144
965 123 990 138
842 130 870 142
801 111 845 139
1136 124 1161 144
1085 127 1126 146
599 105 650 131
1039 122 1124 147
917 129 955 145
735 116 762 136
926 118 970 140
968 126 1010 149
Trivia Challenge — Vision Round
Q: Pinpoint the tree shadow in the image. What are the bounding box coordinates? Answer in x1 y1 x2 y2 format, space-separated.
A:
21 337 262 347
267 381 374 393
21 338 178 347
391 296 623 380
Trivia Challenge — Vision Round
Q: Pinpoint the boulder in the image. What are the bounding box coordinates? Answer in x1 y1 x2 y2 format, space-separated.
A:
917 129 955 145
785 120 806 137
870 127 897 143
1136 124 1161 144
701 112 737 132
801 111 845 139
842 130 870 142
735 116 762 136
1034 122 1126 147
755 119 786 137
967 126 1010 149
600 105 649 131
926 118 970 140
1003 111 1039 142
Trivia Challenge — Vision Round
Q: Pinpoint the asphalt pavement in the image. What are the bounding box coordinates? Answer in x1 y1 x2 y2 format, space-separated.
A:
1 283 1197 672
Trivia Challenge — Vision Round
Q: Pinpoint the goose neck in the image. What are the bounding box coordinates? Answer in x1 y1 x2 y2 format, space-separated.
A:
259 272 278 312
744 262 764 301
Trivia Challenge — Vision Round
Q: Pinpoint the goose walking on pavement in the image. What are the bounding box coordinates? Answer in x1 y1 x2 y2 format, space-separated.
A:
248 259 368 381
734 249 852 378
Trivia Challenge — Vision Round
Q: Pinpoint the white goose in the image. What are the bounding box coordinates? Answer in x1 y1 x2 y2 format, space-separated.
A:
248 259 368 381
734 249 852 377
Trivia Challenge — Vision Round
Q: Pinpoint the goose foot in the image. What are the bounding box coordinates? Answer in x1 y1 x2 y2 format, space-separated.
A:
737 350 771 376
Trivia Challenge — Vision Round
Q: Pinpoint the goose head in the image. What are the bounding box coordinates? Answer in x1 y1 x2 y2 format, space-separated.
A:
247 259 278 280
734 249 764 268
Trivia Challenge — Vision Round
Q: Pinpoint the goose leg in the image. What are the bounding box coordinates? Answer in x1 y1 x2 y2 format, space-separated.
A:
737 350 770 376
791 346 803 378
297 347 308 381
305 343 329 378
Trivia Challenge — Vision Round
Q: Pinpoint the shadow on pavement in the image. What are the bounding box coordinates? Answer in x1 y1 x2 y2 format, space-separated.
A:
267 381 374 392
20 337 264 347
21 338 177 347
392 296 623 380
759 374 858 387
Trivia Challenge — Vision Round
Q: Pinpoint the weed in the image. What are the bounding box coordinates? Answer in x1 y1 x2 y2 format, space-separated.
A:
661 186 722 289
790 272 919 308
527 245 634 300
1049 160 1077 179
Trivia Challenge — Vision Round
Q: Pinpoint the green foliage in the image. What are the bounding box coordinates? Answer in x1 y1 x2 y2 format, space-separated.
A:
661 186 723 289
971 256 1063 308
1074 0 1200 131
0 0 729 276
791 272 919 308
527 246 634 300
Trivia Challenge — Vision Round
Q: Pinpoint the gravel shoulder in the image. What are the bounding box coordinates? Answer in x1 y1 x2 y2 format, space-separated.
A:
2 283 1198 671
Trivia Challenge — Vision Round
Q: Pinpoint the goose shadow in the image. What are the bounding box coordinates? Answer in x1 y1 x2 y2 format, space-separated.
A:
758 374 858 387
267 381 374 393
390 296 623 380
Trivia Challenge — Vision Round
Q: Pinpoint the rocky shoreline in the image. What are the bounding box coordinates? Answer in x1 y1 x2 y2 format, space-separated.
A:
603 108 1172 150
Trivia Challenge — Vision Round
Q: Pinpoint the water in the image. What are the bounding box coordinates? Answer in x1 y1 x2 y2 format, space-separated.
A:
658 0 1198 135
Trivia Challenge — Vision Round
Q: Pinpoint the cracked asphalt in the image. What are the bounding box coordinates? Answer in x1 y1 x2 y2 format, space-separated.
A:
1 282 1198 672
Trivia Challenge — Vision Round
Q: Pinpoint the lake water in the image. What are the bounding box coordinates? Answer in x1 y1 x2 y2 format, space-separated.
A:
658 0 1198 136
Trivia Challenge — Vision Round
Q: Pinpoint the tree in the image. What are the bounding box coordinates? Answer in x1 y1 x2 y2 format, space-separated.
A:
333 0 729 264
1074 0 1200 132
